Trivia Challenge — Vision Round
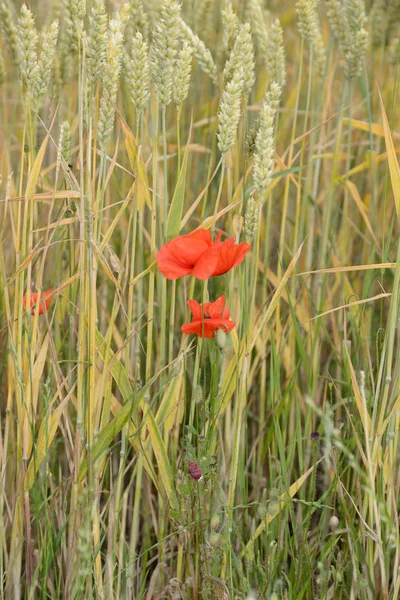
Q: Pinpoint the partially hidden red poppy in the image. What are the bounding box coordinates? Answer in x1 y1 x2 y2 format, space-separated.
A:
23 289 53 315
181 295 235 338
156 228 251 280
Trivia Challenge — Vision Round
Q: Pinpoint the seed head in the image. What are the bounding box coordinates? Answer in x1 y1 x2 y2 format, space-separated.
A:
266 18 286 87
0 49 5 85
56 120 72 185
388 36 400 65
34 20 59 107
194 0 213 43
173 41 192 107
246 0 268 61
64 0 86 53
126 0 149 42
97 15 125 147
296 0 326 77
126 31 150 115
326 0 367 79
217 67 243 158
180 19 217 84
221 0 240 53
17 5 39 100
151 0 181 107
253 82 281 196
244 192 260 244
86 0 108 94
0 1 19 65
224 22 255 97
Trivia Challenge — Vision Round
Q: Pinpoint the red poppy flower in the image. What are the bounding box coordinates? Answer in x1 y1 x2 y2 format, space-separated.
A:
181 295 235 338
23 289 53 315
156 228 251 280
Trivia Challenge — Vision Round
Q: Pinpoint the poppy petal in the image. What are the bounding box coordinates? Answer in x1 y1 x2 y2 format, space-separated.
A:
212 241 251 276
191 246 220 280
187 299 203 321
156 250 193 279
208 295 226 319
222 306 231 319
181 321 214 338
181 318 235 338
156 229 213 280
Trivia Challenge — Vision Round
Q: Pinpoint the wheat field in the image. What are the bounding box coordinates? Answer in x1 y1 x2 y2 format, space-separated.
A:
0 0 399 598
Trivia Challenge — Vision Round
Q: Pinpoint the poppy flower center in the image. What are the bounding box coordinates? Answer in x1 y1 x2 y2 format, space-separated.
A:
203 313 211 319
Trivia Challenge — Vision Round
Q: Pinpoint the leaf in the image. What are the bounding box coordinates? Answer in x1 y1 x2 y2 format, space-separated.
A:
379 89 400 221
166 120 192 240
7 239 42 285
94 329 135 405
130 261 156 285
92 243 122 291
99 181 136 252
200 200 242 230
343 342 372 434
181 158 222 229
242 461 320 552
308 292 390 322
154 373 183 432
31 335 49 413
343 117 400 140
25 393 70 491
33 216 79 233
120 116 151 211
25 133 49 202
146 409 180 512
297 263 396 276
79 327 182 481
250 243 304 351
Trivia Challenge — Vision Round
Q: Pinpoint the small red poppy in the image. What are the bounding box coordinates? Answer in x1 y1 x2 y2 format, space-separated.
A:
156 228 251 280
181 295 235 338
23 289 53 315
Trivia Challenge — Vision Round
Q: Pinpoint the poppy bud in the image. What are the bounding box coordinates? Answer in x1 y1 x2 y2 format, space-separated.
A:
216 327 227 349
210 514 220 529
329 516 339 530
188 461 202 481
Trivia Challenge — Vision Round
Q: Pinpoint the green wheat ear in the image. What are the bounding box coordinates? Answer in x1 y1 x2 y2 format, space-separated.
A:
0 48 5 85
86 0 108 98
296 0 326 78
223 22 255 98
0 0 19 66
64 0 86 53
221 0 240 54
173 41 192 108
246 0 268 63
253 82 281 197
151 0 181 108
266 18 286 88
126 31 151 116
326 0 368 80
34 19 59 108
17 4 39 101
180 19 217 84
217 66 244 158
97 14 125 148
126 0 149 42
